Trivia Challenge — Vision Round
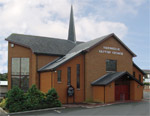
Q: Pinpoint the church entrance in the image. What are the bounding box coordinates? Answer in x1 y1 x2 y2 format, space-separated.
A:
115 76 130 101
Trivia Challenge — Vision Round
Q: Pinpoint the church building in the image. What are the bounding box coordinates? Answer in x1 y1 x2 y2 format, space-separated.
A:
6 6 145 103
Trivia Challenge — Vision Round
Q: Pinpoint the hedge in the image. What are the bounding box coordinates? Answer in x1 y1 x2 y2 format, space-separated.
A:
4 85 61 112
144 82 150 85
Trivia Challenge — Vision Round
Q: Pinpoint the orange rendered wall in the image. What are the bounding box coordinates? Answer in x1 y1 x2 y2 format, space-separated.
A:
36 55 58 88
130 80 143 101
133 65 144 82
52 54 85 104
8 42 32 89
93 86 104 103
37 55 58 69
105 82 115 103
8 42 58 89
132 65 144 99
93 82 115 103
40 72 52 93
85 37 133 101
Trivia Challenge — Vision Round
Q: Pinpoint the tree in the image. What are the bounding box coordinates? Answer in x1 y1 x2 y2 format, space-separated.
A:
0 73 8 81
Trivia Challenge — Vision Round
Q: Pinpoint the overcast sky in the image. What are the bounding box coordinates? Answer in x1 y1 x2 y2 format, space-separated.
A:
0 0 149 73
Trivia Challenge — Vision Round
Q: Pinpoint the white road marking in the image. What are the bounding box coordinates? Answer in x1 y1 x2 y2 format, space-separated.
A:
54 110 61 114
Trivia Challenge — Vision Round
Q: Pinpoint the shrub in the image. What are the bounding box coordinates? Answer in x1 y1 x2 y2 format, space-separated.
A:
0 98 6 109
45 88 61 107
25 85 45 110
5 86 26 112
5 85 61 112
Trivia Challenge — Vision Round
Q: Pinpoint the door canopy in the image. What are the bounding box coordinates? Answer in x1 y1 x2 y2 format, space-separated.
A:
91 71 143 86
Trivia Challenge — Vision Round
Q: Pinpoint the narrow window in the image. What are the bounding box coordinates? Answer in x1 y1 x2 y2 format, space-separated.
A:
57 70 61 82
20 58 29 91
67 67 71 85
77 64 80 89
133 72 135 77
139 74 141 82
106 59 117 72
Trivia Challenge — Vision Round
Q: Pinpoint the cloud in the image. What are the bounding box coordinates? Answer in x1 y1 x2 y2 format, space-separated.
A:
76 18 127 41
111 0 146 14
0 50 7 73
0 0 145 73
75 0 146 17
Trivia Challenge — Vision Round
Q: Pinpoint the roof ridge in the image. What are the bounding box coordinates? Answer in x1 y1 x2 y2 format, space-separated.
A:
9 33 68 41
67 33 113 54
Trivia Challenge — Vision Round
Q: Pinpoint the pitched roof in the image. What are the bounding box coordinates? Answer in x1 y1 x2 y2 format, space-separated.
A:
133 62 146 75
5 33 82 55
68 33 136 57
38 50 82 72
38 34 112 71
68 34 110 53
39 33 136 72
91 71 143 86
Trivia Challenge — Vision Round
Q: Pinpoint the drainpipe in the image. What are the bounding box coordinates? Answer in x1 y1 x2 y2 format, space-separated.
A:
38 73 40 90
51 71 53 88
104 86 105 103
83 51 86 102
36 54 40 89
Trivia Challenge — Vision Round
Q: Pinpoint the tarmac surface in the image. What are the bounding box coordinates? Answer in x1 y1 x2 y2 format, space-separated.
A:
0 91 150 116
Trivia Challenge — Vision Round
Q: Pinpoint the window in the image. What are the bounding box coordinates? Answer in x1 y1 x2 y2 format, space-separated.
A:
57 70 61 82
11 58 29 92
106 59 117 72
139 74 141 82
67 67 71 85
133 72 135 77
77 64 80 89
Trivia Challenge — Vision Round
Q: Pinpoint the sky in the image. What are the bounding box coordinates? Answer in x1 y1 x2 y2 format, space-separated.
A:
0 0 149 73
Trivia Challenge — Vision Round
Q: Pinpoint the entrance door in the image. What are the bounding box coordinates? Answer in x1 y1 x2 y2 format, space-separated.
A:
115 85 130 101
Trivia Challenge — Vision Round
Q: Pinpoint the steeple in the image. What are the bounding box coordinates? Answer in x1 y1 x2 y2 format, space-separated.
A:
68 5 76 43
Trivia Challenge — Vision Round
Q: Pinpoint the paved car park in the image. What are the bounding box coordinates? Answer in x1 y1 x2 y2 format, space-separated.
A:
9 101 149 116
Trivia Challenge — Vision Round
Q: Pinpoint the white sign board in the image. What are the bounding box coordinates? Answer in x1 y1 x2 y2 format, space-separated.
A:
0 81 8 86
99 46 123 56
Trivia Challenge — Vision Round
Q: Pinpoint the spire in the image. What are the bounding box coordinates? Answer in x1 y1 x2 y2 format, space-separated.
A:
68 5 76 43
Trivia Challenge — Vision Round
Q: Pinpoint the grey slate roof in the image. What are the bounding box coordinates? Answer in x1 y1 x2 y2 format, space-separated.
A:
68 33 136 56
6 33 82 55
38 34 112 71
38 33 137 72
91 71 143 86
133 62 146 75
38 50 82 72
68 34 110 53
